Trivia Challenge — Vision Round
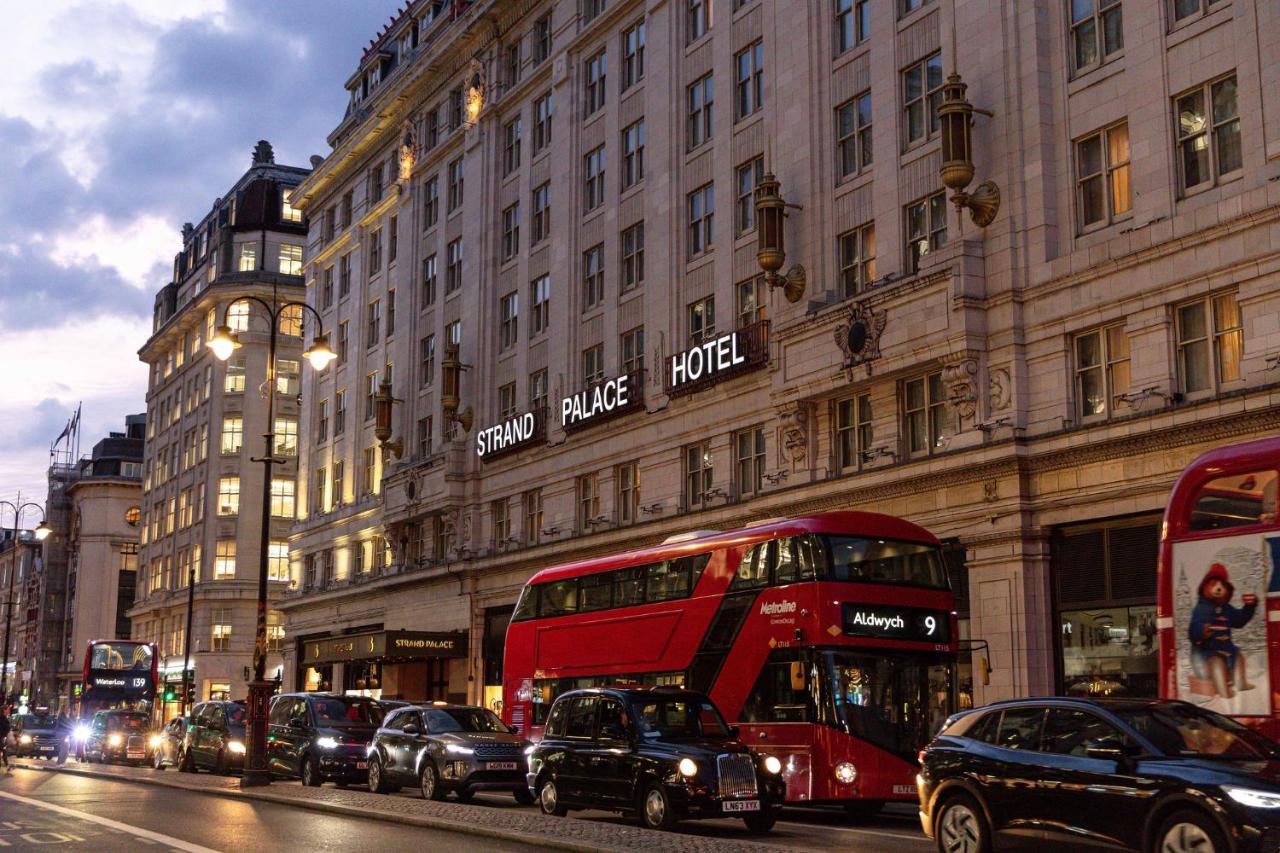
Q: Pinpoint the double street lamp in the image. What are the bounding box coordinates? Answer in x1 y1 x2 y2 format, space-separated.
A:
0 498 51 705
208 295 334 788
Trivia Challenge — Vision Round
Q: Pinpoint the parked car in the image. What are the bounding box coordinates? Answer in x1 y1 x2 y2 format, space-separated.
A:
151 715 188 770
367 702 532 803
918 697 1280 853
12 712 59 759
265 692 383 787
528 687 785 833
83 709 151 765
180 701 247 775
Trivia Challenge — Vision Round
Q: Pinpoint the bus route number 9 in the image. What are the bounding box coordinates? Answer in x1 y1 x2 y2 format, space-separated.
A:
923 615 937 636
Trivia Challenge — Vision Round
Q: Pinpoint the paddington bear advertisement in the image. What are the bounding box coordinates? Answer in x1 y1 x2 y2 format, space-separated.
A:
1172 533 1279 716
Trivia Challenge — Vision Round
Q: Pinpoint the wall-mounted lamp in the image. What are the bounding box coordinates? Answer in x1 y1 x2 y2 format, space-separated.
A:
441 342 474 433
938 72 1000 228
398 122 416 183
374 376 404 458
464 61 486 126
754 171 807 303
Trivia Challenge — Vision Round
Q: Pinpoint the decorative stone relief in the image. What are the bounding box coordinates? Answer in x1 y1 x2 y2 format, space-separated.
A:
983 479 999 502
834 301 886 369
775 401 815 468
989 366 1012 412
942 355 980 423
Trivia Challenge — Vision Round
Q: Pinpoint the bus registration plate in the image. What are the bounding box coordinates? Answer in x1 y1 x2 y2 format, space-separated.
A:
722 800 760 812
485 762 519 770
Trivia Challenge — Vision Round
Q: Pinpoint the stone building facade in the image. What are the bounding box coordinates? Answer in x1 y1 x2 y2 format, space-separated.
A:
0 529 42 705
129 142 310 718
283 0 1280 709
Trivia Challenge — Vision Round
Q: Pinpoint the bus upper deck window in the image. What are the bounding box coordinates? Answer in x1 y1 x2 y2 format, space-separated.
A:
731 544 770 590
774 539 798 585
1190 470 1278 530
540 579 579 616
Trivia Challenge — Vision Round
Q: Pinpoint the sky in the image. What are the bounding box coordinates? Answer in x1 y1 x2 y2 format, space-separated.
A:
0 0 397 514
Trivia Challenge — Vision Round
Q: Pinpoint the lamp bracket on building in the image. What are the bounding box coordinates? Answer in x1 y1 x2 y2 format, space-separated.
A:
753 172 807 303
938 72 1001 229
374 376 405 458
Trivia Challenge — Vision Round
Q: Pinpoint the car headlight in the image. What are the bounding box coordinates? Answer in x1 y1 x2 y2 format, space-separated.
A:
763 755 782 775
108 734 123 747
315 736 340 750
20 734 33 745
523 745 536 756
446 744 474 755
228 741 246 755
149 735 163 749
1224 786 1280 809
678 758 698 778
834 761 857 785
74 725 90 742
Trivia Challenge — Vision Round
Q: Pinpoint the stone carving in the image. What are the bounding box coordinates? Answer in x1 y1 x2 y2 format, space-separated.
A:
942 357 980 421
989 367 1012 412
252 139 275 165
776 402 814 466
983 479 999 502
834 301 886 369
398 120 416 183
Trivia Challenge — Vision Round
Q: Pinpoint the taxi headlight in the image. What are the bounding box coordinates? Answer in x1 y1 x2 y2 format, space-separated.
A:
228 741 246 755
1224 786 1280 809
315 736 340 750
19 734 33 745
763 755 782 775
108 734 124 747
678 758 698 778
149 735 163 749
74 725 90 742
834 761 857 785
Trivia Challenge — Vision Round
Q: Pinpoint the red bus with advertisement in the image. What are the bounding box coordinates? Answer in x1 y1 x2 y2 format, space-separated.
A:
1158 436 1280 739
502 511 958 812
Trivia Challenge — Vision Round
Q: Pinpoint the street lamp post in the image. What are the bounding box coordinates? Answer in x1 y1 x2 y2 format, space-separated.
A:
0 495 51 706
208 293 334 788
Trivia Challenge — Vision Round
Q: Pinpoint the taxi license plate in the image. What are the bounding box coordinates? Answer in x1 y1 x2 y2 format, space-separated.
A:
485 761 519 770
355 761 368 769
722 800 760 813
39 746 55 752
127 752 144 759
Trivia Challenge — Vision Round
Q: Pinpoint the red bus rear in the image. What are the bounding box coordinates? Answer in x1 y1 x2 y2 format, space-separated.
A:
503 511 958 807
1157 437 1280 739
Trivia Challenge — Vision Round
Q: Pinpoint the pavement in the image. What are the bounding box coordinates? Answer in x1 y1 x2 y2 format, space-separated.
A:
2 758 933 852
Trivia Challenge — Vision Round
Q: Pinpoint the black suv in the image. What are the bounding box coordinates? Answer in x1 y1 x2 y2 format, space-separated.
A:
13 712 58 759
179 701 246 775
528 687 785 833
265 692 384 787
918 697 1280 853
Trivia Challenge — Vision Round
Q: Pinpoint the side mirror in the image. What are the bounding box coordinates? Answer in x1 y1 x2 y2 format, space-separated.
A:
508 725 520 736
402 722 421 735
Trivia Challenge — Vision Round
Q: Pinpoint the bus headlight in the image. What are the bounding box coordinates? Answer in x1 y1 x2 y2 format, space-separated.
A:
108 734 124 747
228 741 246 755
763 755 782 775
678 758 698 778
834 761 858 785
20 734 33 745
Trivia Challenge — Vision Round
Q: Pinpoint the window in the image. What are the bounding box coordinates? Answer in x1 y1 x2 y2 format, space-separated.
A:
337 322 349 364
266 541 289 582
903 52 943 145
621 222 645 290
582 244 605 309
531 183 551 244
322 207 335 243
366 371 379 419
622 21 645 90
906 192 947 273
735 157 763 235
449 87 463 130
502 203 520 260
238 244 257 273
224 356 245 393
583 0 606 23
417 416 433 458
227 300 250 332
839 223 877 296
340 191 353 228
425 108 440 149
505 41 521 87
313 466 327 513
617 461 640 524
447 157 464 211
211 610 232 652
422 176 439 228
420 335 436 386
1070 0 1123 73
1177 292 1242 394
270 479 296 518
735 276 766 328
338 253 351 297
621 120 645 189
362 448 378 496
903 371 946 455
1173 0 1225 24
332 460 345 506
503 118 522 176
366 299 381 344
500 292 520 350
734 41 763 120
368 229 382 274
446 239 463 293
447 320 461 347
583 344 605 386
1077 122 1131 229
533 92 553 154
386 288 397 336
577 473 600 530
369 162 384 203
837 92 873 178
279 244 303 276
836 0 869 53
1175 75 1241 194
584 145 606 211
492 498 510 546
685 442 714 507
689 0 712 41
217 477 240 516
901 0 932 14
687 73 714 149
1190 470 1279 531
1074 325 1131 419
688 183 714 256
584 49 607 116
530 275 550 336
533 15 551 64
267 615 285 653
735 427 766 496
220 416 243 455
836 393 874 470
274 417 298 456
525 488 544 544
688 296 715 345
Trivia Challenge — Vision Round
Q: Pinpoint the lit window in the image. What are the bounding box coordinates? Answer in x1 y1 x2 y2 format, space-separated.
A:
268 541 289 582
282 189 303 223
211 611 232 652
238 244 257 273
1175 74 1241 194
1074 325 1131 419
220 416 243 455
217 477 240 516
215 540 237 579
227 300 251 332
270 478 296 519
274 417 298 456
278 244 303 276
1076 122 1131 230
1177 291 1242 394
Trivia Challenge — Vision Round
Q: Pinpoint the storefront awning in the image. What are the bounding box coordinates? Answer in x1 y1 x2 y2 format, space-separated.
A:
301 630 467 666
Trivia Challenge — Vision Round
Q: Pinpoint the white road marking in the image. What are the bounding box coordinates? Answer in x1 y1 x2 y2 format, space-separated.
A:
0 790 220 853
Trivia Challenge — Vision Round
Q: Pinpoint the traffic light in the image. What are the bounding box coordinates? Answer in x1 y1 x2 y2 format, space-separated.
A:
162 687 177 703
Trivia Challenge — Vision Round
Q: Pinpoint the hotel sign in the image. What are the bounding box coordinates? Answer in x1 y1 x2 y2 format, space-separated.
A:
561 369 645 432
665 321 770 398
476 409 547 461
302 630 468 664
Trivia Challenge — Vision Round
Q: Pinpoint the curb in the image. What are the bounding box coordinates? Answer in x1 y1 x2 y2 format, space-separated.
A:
13 762 618 853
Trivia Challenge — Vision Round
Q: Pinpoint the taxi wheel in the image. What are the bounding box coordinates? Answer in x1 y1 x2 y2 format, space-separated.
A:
639 784 679 832
368 757 390 794
935 793 991 853
178 747 195 773
743 812 777 835
1154 809 1226 853
538 776 568 817
420 762 447 801
301 756 322 787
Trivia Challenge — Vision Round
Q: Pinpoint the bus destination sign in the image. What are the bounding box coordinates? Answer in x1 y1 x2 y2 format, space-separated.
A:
842 603 950 643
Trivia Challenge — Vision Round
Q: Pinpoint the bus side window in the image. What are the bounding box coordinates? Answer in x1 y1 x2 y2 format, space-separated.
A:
614 566 647 607
796 535 823 580
731 543 771 591
676 553 712 592
540 578 579 617
512 585 539 621
646 560 686 602
579 573 613 612
1190 470 1279 530
774 539 798 585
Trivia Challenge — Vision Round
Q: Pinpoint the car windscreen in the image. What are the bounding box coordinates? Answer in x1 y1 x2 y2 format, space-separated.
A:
820 536 949 588
1114 705 1280 759
309 697 383 726
424 708 510 734
635 698 730 739
225 705 246 726
16 715 53 729
106 714 149 731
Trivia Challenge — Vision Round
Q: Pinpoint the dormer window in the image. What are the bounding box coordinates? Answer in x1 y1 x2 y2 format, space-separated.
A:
282 189 302 224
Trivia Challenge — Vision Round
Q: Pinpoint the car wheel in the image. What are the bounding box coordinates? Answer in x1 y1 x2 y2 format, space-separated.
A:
420 761 447 801
178 747 195 773
844 799 883 820
539 776 568 817
153 749 166 771
513 787 535 806
639 783 679 832
300 755 322 787
368 756 390 794
935 793 991 853
743 811 777 835
1155 809 1227 853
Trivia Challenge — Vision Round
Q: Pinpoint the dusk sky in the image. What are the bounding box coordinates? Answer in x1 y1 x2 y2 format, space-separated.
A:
0 0 395 512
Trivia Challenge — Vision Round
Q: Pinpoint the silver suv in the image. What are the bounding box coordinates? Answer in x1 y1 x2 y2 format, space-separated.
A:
366 703 532 804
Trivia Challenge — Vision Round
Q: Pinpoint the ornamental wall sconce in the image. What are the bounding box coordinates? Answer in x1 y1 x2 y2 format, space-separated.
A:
753 171 807 303
373 376 404 458
398 121 416 183
938 72 1000 228
441 342 474 433
464 60 486 127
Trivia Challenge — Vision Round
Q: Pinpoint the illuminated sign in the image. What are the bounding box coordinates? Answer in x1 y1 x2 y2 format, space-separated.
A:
842 603 950 643
476 411 539 458
302 630 467 664
561 372 643 431
665 324 769 397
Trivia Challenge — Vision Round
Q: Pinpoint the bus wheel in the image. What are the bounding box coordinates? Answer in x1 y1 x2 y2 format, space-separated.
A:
639 784 679 832
843 799 883 820
935 793 990 853
1155 809 1226 853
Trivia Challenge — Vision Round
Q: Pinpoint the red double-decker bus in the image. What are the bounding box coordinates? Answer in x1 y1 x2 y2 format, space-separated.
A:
1158 437 1280 739
81 639 159 714
502 511 958 812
